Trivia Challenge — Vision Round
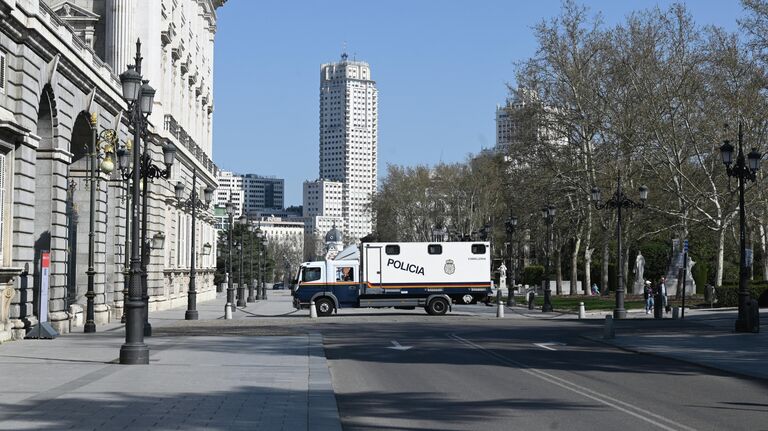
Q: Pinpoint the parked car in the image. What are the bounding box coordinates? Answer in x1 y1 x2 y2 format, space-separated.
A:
272 282 284 290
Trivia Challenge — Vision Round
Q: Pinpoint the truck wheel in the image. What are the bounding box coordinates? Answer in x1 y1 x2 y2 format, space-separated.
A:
426 297 449 316
315 298 335 317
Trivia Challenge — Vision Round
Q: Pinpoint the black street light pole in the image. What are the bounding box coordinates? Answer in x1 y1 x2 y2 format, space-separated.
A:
119 40 153 364
505 215 518 306
255 224 263 300
175 168 213 320
225 201 236 317
720 122 761 333
592 177 648 319
541 206 555 312
84 115 118 333
236 215 247 308
261 237 268 300
247 223 256 302
117 142 134 325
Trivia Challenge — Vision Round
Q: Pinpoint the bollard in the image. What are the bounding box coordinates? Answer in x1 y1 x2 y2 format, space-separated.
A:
578 302 585 319
224 303 232 320
672 306 680 320
528 291 536 310
496 289 505 318
603 315 615 339
310 301 318 319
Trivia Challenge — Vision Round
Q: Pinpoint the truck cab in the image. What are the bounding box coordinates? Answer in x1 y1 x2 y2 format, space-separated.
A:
293 260 360 315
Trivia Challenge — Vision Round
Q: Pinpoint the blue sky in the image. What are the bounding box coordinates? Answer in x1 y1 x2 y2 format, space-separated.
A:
212 0 743 206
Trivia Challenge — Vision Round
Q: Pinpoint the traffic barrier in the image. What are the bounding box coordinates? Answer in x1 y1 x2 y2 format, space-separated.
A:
603 315 615 339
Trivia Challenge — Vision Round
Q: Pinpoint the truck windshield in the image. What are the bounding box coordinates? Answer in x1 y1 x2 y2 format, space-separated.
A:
302 267 322 282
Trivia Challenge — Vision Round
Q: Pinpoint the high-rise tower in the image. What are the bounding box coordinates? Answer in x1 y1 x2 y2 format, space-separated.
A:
318 52 378 240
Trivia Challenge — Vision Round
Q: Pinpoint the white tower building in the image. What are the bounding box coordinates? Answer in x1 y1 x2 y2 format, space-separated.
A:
318 52 378 240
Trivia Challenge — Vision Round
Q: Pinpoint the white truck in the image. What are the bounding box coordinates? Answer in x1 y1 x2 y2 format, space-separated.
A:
292 241 492 316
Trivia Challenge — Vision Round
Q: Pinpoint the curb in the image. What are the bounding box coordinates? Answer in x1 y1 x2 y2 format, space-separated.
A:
581 334 768 383
307 332 343 431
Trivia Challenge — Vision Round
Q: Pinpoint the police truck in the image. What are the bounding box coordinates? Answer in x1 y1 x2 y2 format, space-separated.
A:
292 241 492 316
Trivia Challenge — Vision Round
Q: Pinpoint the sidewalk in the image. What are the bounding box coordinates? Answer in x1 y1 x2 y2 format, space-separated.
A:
0 291 342 431
585 308 768 381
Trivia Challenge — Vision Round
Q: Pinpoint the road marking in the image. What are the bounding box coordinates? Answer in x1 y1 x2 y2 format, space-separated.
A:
534 342 566 351
451 334 698 431
387 340 413 351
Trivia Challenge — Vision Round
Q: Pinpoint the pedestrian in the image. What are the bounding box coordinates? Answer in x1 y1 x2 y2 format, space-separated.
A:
660 276 669 313
591 283 600 296
644 280 654 314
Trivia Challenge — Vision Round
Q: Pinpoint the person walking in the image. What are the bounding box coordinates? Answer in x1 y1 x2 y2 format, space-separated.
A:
644 280 654 314
660 276 669 313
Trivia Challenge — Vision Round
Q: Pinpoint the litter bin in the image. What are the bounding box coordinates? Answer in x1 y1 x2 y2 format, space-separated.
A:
653 286 663 319
528 291 536 310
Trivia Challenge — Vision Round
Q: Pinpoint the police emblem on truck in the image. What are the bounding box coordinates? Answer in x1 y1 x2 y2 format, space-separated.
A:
444 259 455 275
386 258 425 276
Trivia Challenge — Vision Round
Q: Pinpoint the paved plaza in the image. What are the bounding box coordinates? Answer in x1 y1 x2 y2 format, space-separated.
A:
0 292 341 431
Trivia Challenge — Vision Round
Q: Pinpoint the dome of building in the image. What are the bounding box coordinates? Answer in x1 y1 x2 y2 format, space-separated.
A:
325 224 343 243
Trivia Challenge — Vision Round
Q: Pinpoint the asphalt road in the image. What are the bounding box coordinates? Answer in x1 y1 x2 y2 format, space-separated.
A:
320 306 768 431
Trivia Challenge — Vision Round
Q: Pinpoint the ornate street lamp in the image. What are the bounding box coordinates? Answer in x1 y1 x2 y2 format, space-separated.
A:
236 215 248 307
260 235 268 300
174 168 214 320
119 40 155 365
541 206 555 312
225 201 236 318
247 224 257 303
720 123 761 333
83 117 118 333
116 141 132 324
592 177 648 319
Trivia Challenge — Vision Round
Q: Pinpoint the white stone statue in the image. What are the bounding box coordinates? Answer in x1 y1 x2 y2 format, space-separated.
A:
633 252 646 294
498 262 507 292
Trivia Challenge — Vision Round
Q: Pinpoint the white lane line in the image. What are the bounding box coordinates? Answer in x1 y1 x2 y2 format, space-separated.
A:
534 342 566 351
387 340 413 351
451 334 698 431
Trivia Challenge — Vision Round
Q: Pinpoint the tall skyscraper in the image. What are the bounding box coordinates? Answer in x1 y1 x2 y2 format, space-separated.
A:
317 52 378 240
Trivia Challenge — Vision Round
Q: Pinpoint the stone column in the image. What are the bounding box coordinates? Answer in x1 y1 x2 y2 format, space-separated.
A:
105 0 135 74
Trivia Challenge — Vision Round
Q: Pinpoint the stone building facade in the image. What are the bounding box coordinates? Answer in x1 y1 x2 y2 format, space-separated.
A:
0 0 224 342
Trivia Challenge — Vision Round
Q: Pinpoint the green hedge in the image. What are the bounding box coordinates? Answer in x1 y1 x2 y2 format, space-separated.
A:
522 265 544 286
714 282 768 307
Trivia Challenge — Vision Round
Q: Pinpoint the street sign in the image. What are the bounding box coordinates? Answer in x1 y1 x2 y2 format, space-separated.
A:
683 239 688 252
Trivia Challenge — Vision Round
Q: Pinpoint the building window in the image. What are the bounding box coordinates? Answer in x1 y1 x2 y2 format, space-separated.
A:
0 152 6 263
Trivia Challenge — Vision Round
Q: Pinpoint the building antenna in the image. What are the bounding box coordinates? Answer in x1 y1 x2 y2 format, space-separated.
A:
341 41 348 61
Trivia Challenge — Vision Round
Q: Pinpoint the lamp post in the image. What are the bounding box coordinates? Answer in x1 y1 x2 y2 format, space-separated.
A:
591 177 648 319
261 236 268 300
254 227 263 300
247 223 257 302
236 215 247 307
719 122 761 332
174 168 214 320
118 40 159 364
541 206 555 312
84 116 117 333
225 201 236 318
505 215 518 306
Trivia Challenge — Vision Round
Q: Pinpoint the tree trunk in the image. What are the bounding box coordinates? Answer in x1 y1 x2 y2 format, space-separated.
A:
716 225 725 287
602 239 610 295
584 211 593 295
761 222 768 281
571 235 581 295
623 246 630 296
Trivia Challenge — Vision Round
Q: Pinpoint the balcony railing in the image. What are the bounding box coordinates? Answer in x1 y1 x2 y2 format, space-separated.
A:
164 114 218 176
